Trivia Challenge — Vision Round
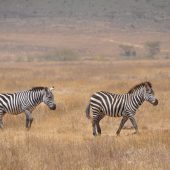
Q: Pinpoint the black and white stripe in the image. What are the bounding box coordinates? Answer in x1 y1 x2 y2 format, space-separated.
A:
0 87 56 129
86 82 158 136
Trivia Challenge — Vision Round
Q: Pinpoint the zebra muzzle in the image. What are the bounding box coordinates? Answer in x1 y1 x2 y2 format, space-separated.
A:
50 104 56 110
153 99 158 106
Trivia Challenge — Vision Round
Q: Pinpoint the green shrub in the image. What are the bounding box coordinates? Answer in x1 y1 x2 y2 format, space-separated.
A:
17 50 80 62
144 41 160 59
119 44 136 59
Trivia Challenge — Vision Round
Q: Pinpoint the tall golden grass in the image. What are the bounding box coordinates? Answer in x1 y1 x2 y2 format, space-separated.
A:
0 60 170 170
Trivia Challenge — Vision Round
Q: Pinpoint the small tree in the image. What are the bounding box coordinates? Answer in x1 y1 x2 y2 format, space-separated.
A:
119 44 136 59
144 41 160 58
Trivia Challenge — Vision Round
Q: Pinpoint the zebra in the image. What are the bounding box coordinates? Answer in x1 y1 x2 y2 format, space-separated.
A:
0 86 56 129
86 82 158 136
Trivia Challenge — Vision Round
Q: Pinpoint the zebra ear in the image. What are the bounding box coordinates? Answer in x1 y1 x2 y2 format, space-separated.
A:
49 86 55 91
144 82 150 90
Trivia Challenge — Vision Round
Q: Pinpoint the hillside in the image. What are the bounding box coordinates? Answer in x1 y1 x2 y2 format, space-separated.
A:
0 0 170 31
0 0 170 61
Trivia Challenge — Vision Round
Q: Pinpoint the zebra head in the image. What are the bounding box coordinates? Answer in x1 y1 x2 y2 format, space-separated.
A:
143 82 158 106
43 87 56 110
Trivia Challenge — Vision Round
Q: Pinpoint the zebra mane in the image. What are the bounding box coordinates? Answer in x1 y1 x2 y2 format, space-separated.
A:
128 82 152 94
30 87 47 91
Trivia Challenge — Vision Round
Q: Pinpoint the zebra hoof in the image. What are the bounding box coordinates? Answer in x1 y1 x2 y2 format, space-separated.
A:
133 131 139 135
93 132 97 136
26 127 31 131
116 131 120 136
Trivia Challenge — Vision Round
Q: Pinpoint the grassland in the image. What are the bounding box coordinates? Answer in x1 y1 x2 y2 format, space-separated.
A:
0 0 170 167
0 60 170 170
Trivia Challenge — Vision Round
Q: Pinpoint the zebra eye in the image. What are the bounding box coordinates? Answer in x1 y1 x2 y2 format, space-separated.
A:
48 96 53 100
146 89 151 93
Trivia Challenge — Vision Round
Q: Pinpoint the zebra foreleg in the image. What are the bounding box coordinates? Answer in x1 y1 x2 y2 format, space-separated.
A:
25 110 33 129
29 117 33 128
0 120 4 129
0 112 4 129
116 116 128 136
128 116 139 134
26 118 29 128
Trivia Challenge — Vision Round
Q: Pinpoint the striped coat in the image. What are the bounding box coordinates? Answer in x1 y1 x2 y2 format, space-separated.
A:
0 87 56 129
86 82 158 136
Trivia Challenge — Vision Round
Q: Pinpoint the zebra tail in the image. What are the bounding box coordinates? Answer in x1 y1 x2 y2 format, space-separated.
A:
85 103 91 119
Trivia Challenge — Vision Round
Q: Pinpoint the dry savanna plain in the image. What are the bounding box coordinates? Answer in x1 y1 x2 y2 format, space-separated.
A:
0 20 170 170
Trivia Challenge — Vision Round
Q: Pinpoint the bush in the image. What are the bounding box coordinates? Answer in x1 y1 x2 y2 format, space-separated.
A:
144 41 160 59
119 44 136 59
17 50 80 62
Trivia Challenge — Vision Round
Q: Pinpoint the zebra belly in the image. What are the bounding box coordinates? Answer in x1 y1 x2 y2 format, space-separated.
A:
91 104 123 117
9 111 23 115
4 106 24 115
109 111 123 117
6 110 23 115
91 105 123 117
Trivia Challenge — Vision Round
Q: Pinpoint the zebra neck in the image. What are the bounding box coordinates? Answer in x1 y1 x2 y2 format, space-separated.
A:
31 90 44 105
130 91 144 108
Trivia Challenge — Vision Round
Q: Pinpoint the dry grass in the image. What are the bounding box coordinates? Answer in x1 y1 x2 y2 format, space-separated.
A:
0 60 170 170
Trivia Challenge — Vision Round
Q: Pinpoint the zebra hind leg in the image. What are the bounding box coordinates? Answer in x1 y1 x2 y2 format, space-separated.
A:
92 114 104 136
92 120 97 136
0 112 4 129
96 122 101 135
96 115 104 135
0 120 4 129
